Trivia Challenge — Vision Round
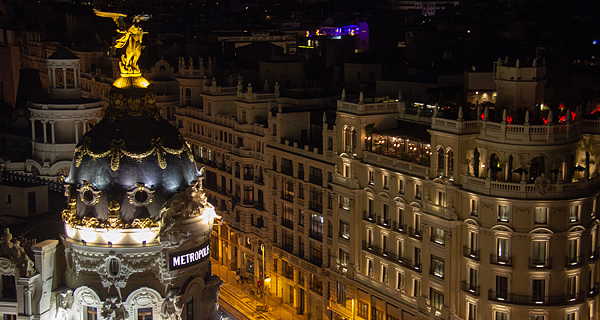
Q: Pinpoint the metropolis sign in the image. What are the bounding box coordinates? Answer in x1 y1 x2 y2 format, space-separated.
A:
169 240 211 271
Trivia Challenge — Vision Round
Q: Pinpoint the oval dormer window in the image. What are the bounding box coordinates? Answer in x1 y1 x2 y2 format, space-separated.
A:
79 181 100 205
128 183 154 206
135 190 148 203
108 258 120 276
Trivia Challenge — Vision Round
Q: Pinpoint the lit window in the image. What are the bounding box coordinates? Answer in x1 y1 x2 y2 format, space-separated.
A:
498 205 509 222
383 175 389 189
398 178 404 194
470 199 478 216
415 184 422 200
570 205 580 223
368 171 374 185
396 271 404 290
534 207 548 224
430 256 444 278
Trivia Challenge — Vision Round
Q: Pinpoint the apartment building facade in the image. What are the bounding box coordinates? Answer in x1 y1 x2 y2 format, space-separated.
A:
178 60 600 320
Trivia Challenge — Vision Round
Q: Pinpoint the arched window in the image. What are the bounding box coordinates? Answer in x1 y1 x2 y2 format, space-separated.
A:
489 153 500 180
343 126 349 152
447 150 454 180
437 148 445 177
473 148 480 178
185 88 191 106
529 156 545 181
350 127 357 154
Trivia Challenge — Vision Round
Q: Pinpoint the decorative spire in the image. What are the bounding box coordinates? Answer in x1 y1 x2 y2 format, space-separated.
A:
247 83 252 94
274 82 280 96
458 106 464 120
359 91 364 103
341 89 346 101
548 110 553 123
433 103 438 117
516 59 520 68
502 109 507 123
264 80 269 92
398 89 402 101
484 106 489 120
525 110 529 124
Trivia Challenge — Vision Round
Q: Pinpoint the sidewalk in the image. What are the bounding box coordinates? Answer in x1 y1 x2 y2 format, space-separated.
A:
215 264 299 320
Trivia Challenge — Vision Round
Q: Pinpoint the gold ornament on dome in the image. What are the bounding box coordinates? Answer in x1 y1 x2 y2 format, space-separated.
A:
62 208 158 230
105 91 160 121
74 136 194 172
94 10 150 88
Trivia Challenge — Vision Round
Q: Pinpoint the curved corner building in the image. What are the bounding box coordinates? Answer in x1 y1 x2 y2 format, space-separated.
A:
54 73 221 319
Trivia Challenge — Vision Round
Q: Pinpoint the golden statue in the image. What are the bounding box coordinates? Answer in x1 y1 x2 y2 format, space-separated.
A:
94 9 151 88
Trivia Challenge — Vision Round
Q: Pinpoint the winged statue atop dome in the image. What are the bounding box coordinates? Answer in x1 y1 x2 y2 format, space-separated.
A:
94 10 150 76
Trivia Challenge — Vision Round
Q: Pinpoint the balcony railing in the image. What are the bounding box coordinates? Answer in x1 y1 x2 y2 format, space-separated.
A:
363 211 375 222
309 202 323 213
408 227 422 240
282 243 294 253
283 269 294 280
488 289 586 306
281 218 294 230
528 258 552 269
461 280 480 296
281 192 294 202
392 222 406 234
462 246 480 261
361 241 421 272
565 255 585 267
309 174 323 186
590 248 599 261
589 283 599 298
377 217 391 228
430 235 445 246
490 254 513 267
243 174 254 180
309 229 323 242
281 166 294 176
255 176 264 185
309 255 323 267
254 202 265 211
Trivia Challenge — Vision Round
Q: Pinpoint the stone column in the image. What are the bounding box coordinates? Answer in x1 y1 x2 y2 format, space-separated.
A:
74 120 80 144
30 119 35 141
83 120 88 133
49 120 56 144
42 120 47 143
52 68 57 88
63 68 67 88
47 68 52 87
74 67 78 88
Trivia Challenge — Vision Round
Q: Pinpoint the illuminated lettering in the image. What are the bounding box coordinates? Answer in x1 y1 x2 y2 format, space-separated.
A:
169 241 211 270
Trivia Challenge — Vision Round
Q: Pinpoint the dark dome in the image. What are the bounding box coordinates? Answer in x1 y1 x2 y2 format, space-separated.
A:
65 87 199 222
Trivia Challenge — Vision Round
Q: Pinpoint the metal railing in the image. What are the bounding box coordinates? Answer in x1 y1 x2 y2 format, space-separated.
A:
309 229 323 242
463 246 480 261
488 289 586 306
363 211 375 222
281 218 294 230
392 222 406 234
490 254 513 267
528 258 552 269
408 227 422 239
565 255 585 267
461 280 480 296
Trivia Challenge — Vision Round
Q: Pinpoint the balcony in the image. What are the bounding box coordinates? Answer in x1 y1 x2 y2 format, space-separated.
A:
462 246 480 261
490 254 513 267
281 218 294 230
565 255 585 267
243 174 254 181
461 280 480 296
309 174 323 186
281 192 294 203
363 211 375 222
488 289 586 306
255 176 264 185
429 268 444 279
309 229 323 242
590 248 599 261
392 222 406 234
253 202 265 211
309 255 323 267
309 202 323 214
430 235 445 246
218 163 227 172
281 166 294 177
377 217 391 228
589 283 599 298
408 227 422 240
361 241 421 272
528 258 552 269
283 269 294 280
282 243 294 253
